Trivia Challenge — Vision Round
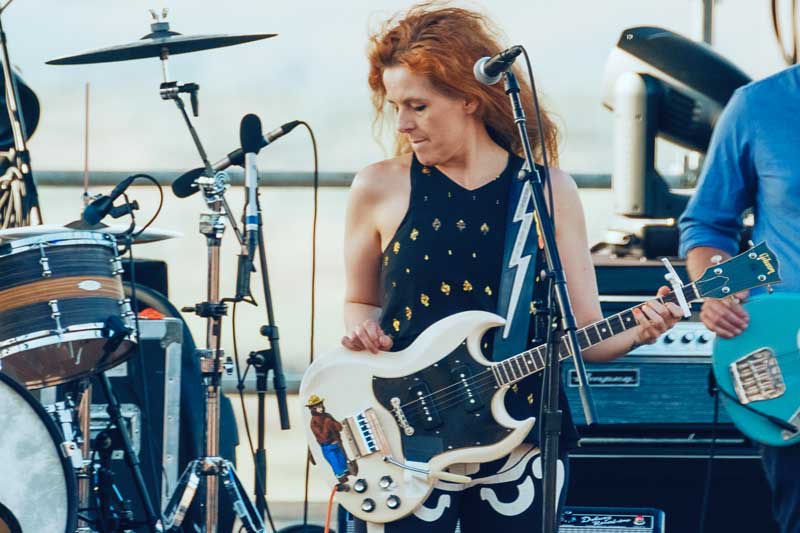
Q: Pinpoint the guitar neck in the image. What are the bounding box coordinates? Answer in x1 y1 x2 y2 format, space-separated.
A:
491 282 700 387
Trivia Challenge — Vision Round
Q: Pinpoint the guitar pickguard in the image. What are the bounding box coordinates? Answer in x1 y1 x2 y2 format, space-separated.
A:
373 343 512 463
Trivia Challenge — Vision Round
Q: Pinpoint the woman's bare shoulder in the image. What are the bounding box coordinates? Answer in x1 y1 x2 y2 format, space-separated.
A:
350 154 412 201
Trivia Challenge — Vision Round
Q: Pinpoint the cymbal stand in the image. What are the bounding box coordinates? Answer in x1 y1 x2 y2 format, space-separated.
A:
156 33 263 532
0 0 41 224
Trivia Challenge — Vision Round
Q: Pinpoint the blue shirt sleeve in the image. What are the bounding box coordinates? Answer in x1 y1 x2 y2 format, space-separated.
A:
678 88 757 258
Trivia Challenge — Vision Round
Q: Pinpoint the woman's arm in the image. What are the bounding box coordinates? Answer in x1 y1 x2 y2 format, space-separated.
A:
545 168 683 362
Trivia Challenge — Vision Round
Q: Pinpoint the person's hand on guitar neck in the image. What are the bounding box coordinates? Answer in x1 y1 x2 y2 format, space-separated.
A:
686 246 750 338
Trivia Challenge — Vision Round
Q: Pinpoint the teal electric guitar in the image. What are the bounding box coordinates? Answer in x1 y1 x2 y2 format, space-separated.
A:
713 291 800 447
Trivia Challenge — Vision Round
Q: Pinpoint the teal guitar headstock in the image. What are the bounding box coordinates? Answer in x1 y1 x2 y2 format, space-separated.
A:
695 242 781 299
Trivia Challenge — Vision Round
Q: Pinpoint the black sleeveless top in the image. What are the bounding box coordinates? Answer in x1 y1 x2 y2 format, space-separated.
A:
379 153 578 447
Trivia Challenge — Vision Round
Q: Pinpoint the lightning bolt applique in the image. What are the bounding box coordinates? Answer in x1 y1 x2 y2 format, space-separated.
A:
503 180 534 338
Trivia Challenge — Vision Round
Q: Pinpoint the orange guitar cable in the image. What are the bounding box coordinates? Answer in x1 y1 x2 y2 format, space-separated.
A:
324 485 338 533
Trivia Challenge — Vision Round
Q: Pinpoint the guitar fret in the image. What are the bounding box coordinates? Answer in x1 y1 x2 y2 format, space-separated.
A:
504 360 517 382
490 364 501 385
520 353 532 375
621 310 637 329
535 348 545 369
577 329 590 349
608 314 625 334
513 357 524 378
585 325 600 345
597 321 611 340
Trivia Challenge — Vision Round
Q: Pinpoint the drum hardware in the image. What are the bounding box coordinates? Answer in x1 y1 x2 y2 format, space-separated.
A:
0 0 42 227
45 398 85 470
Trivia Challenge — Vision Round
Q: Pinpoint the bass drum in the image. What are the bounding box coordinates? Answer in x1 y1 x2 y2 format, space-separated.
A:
0 372 77 532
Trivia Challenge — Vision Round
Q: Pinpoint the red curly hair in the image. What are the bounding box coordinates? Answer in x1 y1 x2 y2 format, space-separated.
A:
367 2 559 164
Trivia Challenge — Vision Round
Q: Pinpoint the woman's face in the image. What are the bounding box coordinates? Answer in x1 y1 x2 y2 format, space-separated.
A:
383 65 477 166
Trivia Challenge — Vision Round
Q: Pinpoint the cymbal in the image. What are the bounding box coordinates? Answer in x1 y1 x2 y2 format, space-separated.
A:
0 224 182 244
47 21 275 65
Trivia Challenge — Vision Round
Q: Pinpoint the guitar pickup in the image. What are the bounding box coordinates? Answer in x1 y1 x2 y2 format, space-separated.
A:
730 348 786 404
408 382 442 430
451 364 484 412
342 408 390 459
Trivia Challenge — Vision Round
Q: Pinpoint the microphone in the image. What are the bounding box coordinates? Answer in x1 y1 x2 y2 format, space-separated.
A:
82 175 137 225
235 113 263 301
473 45 523 85
172 119 301 198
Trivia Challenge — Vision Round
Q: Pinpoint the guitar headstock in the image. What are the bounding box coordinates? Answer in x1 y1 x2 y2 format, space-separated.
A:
695 242 781 299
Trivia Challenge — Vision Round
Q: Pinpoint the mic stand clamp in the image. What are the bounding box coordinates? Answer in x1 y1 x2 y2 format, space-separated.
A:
501 70 597 533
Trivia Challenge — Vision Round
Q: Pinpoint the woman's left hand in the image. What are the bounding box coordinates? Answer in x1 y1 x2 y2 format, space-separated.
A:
633 285 685 345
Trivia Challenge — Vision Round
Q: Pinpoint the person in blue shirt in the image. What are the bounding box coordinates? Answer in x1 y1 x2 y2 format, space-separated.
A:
679 63 800 533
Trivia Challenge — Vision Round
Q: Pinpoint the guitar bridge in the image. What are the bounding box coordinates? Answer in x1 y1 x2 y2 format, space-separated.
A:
730 348 786 404
341 408 390 459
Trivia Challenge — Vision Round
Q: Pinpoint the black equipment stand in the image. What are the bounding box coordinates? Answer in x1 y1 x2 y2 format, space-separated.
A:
92 318 159 533
247 173 291 521
501 70 597 533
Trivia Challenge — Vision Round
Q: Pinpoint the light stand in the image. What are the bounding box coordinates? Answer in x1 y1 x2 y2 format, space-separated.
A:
156 44 263 533
501 70 597 533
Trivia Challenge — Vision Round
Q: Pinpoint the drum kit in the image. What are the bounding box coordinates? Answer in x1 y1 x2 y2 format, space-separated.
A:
0 5 289 533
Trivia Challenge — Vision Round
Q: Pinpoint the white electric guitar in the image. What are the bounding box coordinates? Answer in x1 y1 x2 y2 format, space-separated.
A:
299 243 779 523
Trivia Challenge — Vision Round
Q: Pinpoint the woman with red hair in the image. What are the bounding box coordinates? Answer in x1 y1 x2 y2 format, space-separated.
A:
341 3 682 531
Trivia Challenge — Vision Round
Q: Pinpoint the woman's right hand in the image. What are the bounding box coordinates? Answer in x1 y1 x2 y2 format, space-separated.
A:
341 320 393 354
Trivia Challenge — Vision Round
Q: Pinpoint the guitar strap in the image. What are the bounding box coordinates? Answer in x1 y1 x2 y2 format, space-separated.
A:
492 160 547 362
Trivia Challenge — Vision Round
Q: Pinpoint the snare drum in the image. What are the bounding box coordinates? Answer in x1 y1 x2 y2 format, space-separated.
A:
0 372 78 532
0 231 136 389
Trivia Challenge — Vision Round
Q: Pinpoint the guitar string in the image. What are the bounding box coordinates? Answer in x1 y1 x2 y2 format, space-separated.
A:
397 286 719 419
397 299 655 413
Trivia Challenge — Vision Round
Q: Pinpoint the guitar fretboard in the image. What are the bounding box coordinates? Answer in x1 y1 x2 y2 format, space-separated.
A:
490 283 699 386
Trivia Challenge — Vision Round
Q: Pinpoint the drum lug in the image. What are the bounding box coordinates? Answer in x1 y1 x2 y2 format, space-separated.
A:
39 242 52 277
110 256 125 276
48 299 65 336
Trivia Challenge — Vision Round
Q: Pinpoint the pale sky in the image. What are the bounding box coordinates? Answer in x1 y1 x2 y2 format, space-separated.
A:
5 0 790 174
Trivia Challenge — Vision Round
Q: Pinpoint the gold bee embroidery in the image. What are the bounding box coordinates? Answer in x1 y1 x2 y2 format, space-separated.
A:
480 223 490 235
512 384 519 393
527 393 535 405
432 218 442 231
405 267 411 274
530 302 536 314
423 195 429 202
472 252 477 258
383 256 389 266
392 319 400 332
391 280 397 288
393 241 400 254
404 307 412 320
441 282 451 296
422 166 431 175
424 254 429 261
456 219 466 231
447 249 453 255
463 280 473 292
420 293 430 307
447 191 452 198
410 228 419 241
485 286 493 296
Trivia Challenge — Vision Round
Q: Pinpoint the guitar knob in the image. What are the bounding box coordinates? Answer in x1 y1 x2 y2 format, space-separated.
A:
379 475 393 489
698 332 714 344
664 332 677 344
681 332 696 343
353 479 368 493
386 495 401 510
361 498 376 513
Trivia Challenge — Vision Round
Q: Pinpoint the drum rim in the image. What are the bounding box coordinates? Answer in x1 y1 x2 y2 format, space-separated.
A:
0 231 118 257
0 372 78 532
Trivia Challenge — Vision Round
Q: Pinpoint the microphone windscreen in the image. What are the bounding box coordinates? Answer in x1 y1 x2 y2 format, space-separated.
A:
240 114 263 154
172 168 205 198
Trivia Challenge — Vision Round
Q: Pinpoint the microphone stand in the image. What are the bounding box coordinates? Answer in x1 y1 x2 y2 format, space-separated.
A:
501 70 597 533
157 51 263 531
247 181 291 521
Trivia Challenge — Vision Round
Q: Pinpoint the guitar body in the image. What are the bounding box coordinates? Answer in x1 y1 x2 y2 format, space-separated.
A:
299 311 534 523
712 293 800 447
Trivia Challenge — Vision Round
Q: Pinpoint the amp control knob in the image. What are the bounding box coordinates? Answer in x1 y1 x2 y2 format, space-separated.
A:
353 479 368 493
681 332 696 343
361 498 376 513
379 475 393 489
663 332 677 344
386 495 401 510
